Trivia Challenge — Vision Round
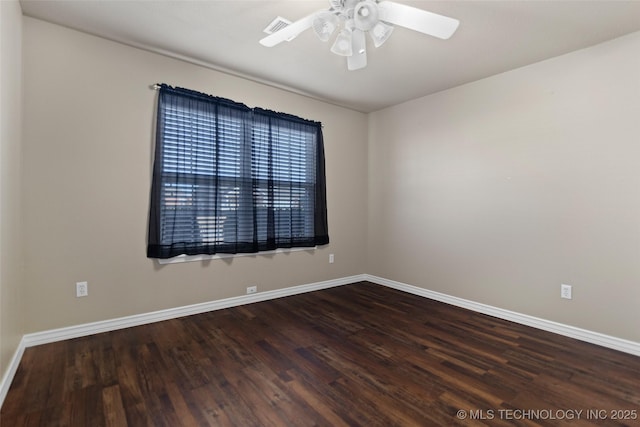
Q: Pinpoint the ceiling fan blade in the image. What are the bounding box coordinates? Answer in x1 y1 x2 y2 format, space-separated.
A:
347 29 367 71
377 1 459 40
259 13 317 47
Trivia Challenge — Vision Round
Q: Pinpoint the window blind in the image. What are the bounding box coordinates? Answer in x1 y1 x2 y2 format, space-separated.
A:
147 85 329 259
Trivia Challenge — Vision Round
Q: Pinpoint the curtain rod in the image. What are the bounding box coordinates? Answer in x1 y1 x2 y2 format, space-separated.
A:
149 84 323 128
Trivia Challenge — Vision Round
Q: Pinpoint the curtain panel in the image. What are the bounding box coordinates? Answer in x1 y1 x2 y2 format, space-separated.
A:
147 84 329 259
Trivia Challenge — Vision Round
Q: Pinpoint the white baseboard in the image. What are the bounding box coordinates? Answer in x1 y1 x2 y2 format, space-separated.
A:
0 338 26 409
365 274 640 357
3 273 639 410
0 274 366 409
22 274 367 348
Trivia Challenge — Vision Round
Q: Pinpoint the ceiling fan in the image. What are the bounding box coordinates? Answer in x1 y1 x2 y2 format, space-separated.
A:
259 0 460 71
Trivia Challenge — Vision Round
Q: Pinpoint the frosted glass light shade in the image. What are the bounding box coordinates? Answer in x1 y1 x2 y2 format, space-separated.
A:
312 11 338 42
354 0 379 31
370 21 394 47
331 28 353 56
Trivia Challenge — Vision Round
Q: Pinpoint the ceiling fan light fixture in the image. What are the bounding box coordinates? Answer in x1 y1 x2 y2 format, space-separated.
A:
331 28 353 56
369 21 394 47
260 0 460 71
312 11 338 42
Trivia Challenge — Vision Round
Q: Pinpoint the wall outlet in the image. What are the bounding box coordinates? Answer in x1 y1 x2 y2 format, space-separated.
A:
561 284 572 300
76 281 88 297
246 285 257 295
329 253 334 264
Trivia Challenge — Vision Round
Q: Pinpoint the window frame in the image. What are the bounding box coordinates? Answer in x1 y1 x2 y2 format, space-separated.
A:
156 246 317 265
147 85 329 260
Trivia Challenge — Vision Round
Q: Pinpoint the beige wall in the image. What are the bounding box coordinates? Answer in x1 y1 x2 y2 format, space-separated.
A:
0 0 24 378
17 14 640 347
368 31 640 342
21 17 368 333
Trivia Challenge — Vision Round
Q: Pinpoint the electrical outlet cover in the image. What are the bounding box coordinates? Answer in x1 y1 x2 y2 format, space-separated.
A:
76 281 88 297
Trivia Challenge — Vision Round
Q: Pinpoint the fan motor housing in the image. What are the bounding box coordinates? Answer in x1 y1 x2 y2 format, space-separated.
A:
353 0 379 31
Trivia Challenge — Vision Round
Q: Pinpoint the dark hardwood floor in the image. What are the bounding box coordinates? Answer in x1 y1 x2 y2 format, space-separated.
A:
2 282 639 426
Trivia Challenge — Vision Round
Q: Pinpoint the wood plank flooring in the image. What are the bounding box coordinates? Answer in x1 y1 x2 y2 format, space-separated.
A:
2 282 639 426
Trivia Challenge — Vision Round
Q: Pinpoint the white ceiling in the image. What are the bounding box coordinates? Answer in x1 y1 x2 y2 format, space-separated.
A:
19 0 640 113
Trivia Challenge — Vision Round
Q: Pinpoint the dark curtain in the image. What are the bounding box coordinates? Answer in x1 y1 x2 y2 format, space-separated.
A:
147 84 329 259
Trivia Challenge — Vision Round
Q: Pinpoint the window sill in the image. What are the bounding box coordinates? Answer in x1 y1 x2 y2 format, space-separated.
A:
156 247 316 265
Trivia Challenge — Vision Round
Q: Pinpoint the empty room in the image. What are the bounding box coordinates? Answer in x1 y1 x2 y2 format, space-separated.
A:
1 0 639 425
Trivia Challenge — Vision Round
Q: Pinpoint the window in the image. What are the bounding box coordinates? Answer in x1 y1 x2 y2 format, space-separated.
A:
147 85 329 259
